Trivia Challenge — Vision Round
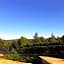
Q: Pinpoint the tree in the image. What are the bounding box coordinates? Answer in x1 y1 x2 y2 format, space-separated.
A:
18 37 30 47
3 41 10 51
0 39 4 48
33 33 41 45
39 37 45 42
48 33 57 43
61 35 64 43
11 41 18 53
34 32 38 39
0 40 13 52
56 37 62 44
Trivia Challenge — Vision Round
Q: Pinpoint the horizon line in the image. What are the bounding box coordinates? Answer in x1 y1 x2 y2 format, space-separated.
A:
0 34 64 40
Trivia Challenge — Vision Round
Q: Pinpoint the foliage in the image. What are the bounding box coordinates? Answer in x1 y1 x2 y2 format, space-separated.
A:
61 35 64 43
5 54 21 61
0 39 4 48
3 41 11 51
18 37 30 47
0 33 64 61
33 33 41 44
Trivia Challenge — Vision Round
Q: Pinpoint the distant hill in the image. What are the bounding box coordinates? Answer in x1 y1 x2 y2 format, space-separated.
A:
4 39 19 43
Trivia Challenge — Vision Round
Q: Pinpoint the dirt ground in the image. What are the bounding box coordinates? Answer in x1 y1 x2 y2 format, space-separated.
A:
0 54 64 64
0 54 31 64
40 56 64 64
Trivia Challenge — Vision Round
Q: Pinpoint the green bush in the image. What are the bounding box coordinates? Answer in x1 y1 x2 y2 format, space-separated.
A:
5 54 21 61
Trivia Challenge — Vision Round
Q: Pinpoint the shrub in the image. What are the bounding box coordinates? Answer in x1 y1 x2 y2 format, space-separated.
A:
5 54 21 61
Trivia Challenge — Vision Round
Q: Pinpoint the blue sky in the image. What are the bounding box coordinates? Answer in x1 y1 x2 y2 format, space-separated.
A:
0 0 64 39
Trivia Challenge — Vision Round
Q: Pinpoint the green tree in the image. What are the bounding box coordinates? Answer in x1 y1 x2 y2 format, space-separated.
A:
39 37 45 42
56 37 62 44
34 32 38 39
3 41 10 51
18 37 30 47
0 39 4 48
48 33 57 43
11 42 18 53
61 35 64 43
33 33 41 45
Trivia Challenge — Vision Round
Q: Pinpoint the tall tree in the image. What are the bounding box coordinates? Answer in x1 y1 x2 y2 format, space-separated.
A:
33 33 41 44
34 32 38 39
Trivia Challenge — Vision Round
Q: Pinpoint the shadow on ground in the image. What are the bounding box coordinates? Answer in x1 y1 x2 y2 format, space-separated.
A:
30 56 50 64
